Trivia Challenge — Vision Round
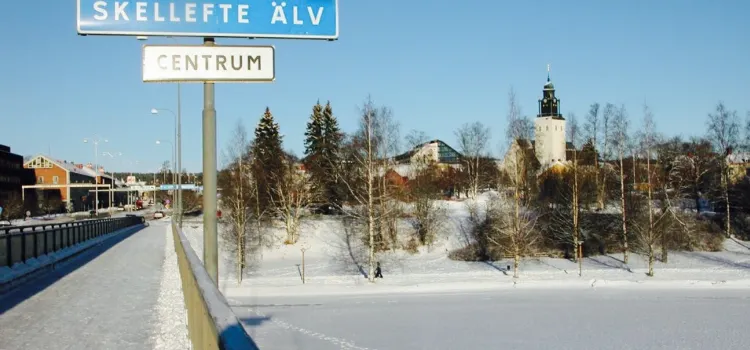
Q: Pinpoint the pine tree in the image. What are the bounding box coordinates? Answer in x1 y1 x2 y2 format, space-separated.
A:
303 101 325 183
252 107 285 209
321 101 344 209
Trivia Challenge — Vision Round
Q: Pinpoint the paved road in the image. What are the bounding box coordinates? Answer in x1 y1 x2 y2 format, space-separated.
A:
0 221 167 350
231 288 750 350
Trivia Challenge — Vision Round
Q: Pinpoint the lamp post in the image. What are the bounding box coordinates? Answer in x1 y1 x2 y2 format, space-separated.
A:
83 137 108 211
102 151 123 215
152 106 182 227
139 36 184 227
153 169 158 208
156 140 175 211
155 139 175 184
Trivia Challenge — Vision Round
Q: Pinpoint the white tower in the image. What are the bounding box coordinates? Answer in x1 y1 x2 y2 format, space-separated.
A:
534 66 566 167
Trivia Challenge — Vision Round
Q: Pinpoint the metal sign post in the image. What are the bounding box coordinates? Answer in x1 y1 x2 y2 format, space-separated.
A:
77 0 339 286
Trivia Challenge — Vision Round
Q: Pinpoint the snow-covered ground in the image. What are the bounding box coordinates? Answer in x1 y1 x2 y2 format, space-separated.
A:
229 289 750 350
150 223 190 350
181 194 750 299
174 196 750 349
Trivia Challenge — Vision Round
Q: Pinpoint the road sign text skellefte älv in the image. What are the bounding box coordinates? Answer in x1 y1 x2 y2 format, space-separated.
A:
77 0 339 39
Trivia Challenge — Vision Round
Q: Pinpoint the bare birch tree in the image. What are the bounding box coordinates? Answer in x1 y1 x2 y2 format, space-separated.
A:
585 103 613 209
568 113 583 274
219 120 253 284
405 129 430 149
706 102 740 237
497 88 540 278
455 121 491 199
373 106 402 250
408 154 447 246
337 96 398 282
611 104 631 263
635 104 662 276
541 113 585 275
670 137 715 213
271 156 316 244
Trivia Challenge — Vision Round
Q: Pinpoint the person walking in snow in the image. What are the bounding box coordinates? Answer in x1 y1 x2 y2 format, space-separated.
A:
375 262 383 278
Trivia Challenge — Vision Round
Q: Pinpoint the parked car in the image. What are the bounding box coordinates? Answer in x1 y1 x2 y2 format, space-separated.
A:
154 211 165 219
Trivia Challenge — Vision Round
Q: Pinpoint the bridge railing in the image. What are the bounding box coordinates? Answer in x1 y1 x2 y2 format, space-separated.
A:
0 216 145 268
171 220 259 350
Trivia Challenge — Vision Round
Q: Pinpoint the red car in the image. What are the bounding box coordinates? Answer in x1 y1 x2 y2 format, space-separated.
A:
135 199 144 210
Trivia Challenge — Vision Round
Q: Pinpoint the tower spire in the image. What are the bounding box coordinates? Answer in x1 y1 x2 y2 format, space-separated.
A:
547 64 550 82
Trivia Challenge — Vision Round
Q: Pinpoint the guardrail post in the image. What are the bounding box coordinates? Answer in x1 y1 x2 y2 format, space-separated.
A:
5 233 11 267
20 228 26 264
32 229 38 260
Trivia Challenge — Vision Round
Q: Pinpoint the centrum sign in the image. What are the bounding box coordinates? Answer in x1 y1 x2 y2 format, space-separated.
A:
142 45 275 82
77 0 339 39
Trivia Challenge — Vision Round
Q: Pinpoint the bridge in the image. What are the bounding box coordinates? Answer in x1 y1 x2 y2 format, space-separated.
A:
0 213 258 349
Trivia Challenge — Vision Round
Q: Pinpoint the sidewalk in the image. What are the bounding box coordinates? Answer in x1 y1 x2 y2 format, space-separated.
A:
0 223 166 350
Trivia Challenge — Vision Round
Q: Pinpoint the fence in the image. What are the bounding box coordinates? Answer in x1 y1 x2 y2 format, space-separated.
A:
0 216 145 268
171 220 259 350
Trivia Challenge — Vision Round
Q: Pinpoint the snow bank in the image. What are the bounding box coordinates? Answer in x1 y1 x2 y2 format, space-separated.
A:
150 224 190 350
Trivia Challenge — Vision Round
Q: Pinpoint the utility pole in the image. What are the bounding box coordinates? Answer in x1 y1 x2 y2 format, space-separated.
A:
203 37 219 286
177 82 183 227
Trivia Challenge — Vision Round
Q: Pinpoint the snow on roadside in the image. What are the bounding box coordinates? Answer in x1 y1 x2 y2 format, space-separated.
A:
150 224 189 350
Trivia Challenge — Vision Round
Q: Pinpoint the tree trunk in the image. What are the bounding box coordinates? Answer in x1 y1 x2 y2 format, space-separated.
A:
647 244 655 277
513 253 520 279
572 151 580 265
237 230 243 285
723 169 731 238
578 243 583 277
646 153 656 277
619 150 629 264
367 118 376 283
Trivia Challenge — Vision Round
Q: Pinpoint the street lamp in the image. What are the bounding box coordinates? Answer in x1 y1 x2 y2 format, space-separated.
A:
155 139 175 183
143 35 184 228
83 137 108 211
102 151 122 215
156 139 175 210
152 106 183 227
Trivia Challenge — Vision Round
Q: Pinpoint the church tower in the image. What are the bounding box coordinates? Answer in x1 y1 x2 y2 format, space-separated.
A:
534 66 566 167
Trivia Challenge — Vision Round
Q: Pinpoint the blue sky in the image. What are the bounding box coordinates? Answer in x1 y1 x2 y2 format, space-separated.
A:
1 0 748 174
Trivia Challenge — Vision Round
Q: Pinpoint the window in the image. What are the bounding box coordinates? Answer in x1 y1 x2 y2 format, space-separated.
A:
27 157 54 169
37 176 44 184
53 176 59 184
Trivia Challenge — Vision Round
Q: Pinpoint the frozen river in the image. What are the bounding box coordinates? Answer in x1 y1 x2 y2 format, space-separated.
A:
231 288 750 350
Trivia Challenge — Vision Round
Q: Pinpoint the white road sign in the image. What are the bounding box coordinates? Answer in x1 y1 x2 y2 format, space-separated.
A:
142 45 275 83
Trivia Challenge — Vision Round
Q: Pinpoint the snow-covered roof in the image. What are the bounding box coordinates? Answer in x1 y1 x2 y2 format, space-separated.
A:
24 155 113 179
727 152 750 164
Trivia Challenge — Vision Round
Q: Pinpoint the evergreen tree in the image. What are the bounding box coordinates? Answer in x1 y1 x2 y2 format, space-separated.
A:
303 101 325 181
321 101 345 209
252 107 285 209
303 100 345 213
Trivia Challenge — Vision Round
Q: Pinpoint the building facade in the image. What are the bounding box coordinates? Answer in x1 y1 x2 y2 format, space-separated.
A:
24 155 114 212
502 71 576 175
0 145 34 203
534 74 567 167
